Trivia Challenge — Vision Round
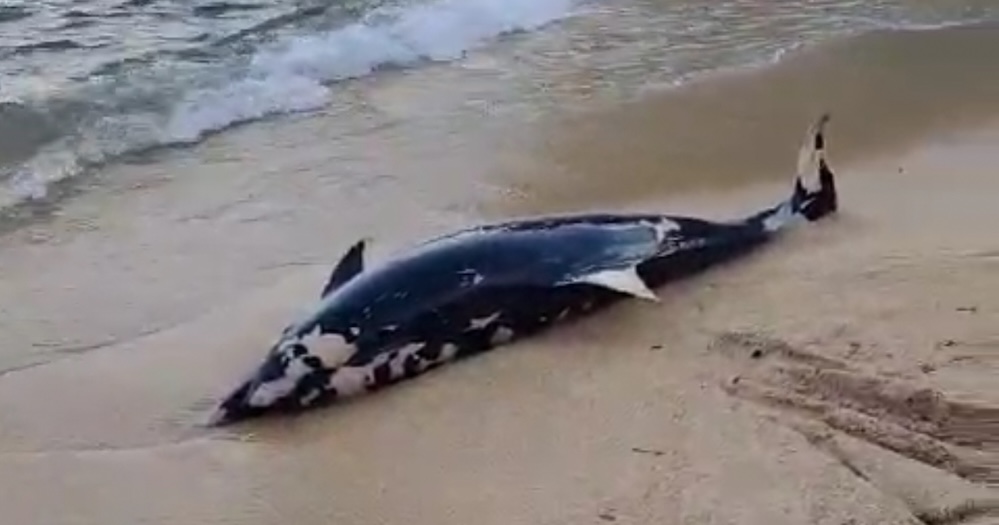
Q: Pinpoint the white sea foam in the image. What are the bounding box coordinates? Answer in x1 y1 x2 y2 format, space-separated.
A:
167 75 331 144
165 0 574 143
9 169 48 201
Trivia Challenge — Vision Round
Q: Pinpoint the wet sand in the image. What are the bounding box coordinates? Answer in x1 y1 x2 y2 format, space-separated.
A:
2 117 999 523
495 22 999 216
3 15 999 524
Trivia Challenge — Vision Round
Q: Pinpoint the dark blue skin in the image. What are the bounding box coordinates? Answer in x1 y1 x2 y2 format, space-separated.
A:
209 115 837 426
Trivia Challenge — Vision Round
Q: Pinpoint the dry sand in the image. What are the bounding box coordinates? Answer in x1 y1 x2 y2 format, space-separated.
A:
1 118 998 524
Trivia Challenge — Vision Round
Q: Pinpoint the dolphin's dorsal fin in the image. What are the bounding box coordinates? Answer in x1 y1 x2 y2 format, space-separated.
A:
569 266 659 302
321 238 367 298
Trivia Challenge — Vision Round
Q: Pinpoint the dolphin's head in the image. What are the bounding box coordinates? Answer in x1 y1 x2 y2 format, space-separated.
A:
208 335 335 426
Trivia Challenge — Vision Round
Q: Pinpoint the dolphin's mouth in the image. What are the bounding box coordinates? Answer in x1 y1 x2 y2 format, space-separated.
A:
207 376 331 427
206 360 279 426
206 344 300 427
206 377 267 426
207 351 334 427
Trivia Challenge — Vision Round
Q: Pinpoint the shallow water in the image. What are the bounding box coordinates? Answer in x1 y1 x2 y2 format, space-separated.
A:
2 0 998 211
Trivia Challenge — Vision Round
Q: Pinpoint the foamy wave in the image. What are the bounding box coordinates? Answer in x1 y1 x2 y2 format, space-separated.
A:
9 170 48 201
166 0 573 142
167 75 330 144
2 0 572 213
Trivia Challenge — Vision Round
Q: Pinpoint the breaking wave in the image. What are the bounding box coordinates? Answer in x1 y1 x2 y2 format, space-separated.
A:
3 0 998 216
167 0 572 142
1 0 575 210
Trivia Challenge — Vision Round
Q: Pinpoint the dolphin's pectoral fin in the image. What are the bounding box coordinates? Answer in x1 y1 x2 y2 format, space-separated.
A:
566 266 659 302
321 238 368 298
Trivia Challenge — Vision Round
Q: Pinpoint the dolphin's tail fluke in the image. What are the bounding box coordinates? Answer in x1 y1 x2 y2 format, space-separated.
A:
792 113 837 221
752 114 838 233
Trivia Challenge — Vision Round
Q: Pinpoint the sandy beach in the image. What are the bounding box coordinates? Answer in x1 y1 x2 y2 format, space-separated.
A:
2 2 999 523
1 118 998 523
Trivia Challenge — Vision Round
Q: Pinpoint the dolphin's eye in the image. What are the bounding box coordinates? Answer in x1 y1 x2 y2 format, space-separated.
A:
302 355 323 369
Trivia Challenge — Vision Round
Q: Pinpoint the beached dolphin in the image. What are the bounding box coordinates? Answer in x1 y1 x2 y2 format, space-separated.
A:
208 115 838 426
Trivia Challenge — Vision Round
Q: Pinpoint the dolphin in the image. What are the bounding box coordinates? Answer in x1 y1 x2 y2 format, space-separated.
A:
208 114 838 426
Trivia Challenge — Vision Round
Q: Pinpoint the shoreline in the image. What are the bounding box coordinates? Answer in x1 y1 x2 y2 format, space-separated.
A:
6 20 999 235
489 22 999 217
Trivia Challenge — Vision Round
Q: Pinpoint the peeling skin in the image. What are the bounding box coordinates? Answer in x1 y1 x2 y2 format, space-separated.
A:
491 326 515 345
468 312 501 330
